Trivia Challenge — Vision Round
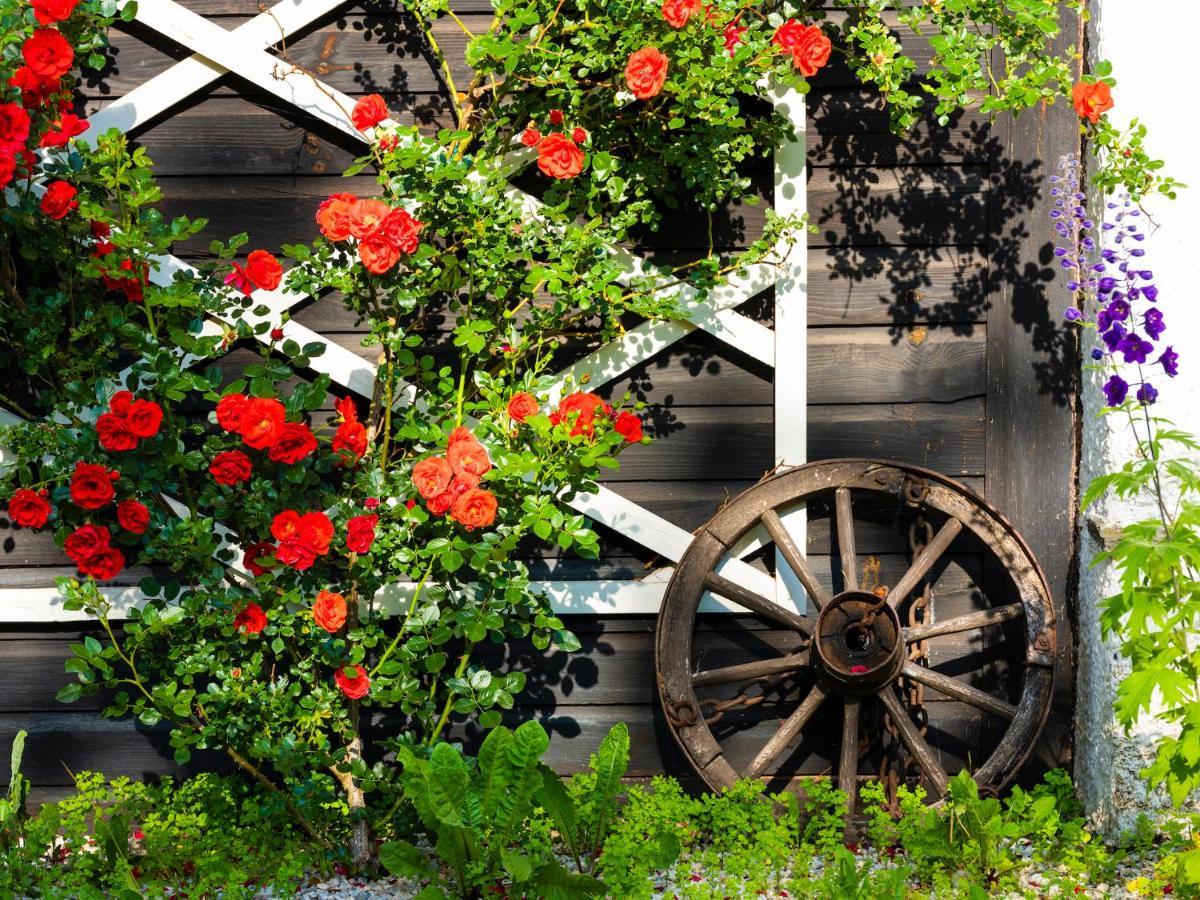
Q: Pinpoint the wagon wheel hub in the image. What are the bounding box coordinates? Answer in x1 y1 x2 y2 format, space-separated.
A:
813 592 905 694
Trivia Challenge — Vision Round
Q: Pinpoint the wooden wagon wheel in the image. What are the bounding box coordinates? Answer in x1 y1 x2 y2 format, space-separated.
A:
655 459 1056 825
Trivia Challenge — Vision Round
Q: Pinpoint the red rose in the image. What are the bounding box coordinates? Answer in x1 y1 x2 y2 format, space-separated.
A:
571 127 587 144
268 422 317 465
788 24 831 76
614 411 644 443
364 497 380 510
242 541 277 577
625 47 669 101
312 589 347 633
244 249 283 291
271 510 333 570
39 111 87 147
96 412 137 452
428 472 478 517
77 545 124 581
40 180 78 219
551 391 609 438
269 326 284 341
0 103 31 146
332 396 368 463
126 399 163 439
234 602 267 635
379 207 422 255
316 193 357 242
548 109 564 125
349 198 390 240
724 21 747 56
0 153 16 191
9 66 58 109
507 392 539 422
109 390 133 415
358 235 400 275
209 450 253 485
22 29 74 79
446 427 491 477
413 457 453 499
346 514 378 554
215 393 249 432
116 499 150 534
32 0 79 25
520 126 541 147
451 487 497 531
351 94 389 131
334 664 370 699
772 19 805 52
7 488 51 529
661 0 700 28
537 132 585 180
70 462 115 509
1073 81 1113 124
238 397 286 450
64 524 111 563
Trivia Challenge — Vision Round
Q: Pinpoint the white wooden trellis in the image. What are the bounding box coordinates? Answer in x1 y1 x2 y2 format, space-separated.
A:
0 0 808 622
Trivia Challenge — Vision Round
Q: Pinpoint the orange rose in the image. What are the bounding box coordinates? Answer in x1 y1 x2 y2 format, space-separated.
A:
351 93 389 131
312 589 348 633
661 0 700 28
452 487 497 531
358 234 400 274
238 397 286 450
428 472 478 517
446 427 491 477
379 207 423 255
537 133 585 179
625 47 669 101
316 193 358 242
245 249 283 291
349 198 390 239
551 391 609 438
507 392 539 422
788 24 831 77
1072 81 1113 124
412 456 453 499
335 664 370 699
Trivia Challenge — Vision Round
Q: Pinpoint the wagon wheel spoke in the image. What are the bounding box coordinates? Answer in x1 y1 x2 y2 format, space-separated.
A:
878 687 950 796
905 603 1025 643
743 684 827 779
692 651 810 688
703 571 817 637
885 518 963 609
838 697 861 833
762 508 830 610
834 487 858 591
901 662 1017 720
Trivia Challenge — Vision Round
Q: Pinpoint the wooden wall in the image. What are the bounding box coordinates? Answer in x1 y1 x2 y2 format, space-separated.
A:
1 0 1080 802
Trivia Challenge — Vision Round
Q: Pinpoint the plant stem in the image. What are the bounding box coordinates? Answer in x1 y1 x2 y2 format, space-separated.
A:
426 642 476 746
370 560 435 678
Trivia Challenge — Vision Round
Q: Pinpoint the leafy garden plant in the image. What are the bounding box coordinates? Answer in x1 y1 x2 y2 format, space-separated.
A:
0 0 1184 878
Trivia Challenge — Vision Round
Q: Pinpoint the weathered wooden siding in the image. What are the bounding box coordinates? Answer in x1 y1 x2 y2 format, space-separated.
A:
2 0 1078 798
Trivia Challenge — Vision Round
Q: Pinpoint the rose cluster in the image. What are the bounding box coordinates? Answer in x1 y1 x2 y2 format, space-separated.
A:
510 389 644 443
411 427 498 530
1051 155 1176 407
91 221 149 303
521 108 589 180
315 190 423 275
771 20 832 76
95 391 164 452
225 249 284 296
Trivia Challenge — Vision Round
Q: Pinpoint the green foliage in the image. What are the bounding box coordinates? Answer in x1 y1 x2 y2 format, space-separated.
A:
381 721 604 898
0 730 30 852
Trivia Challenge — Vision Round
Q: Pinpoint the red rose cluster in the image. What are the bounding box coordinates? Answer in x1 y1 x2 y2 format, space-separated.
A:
64 522 124 580
211 394 318 485
92 223 149 303
520 109 588 180
542 390 644 442
771 20 831 77
95 391 163 452
331 396 368 465
6 487 52 529
270 509 334 571
225 249 283 296
411 427 498 530
315 193 423 275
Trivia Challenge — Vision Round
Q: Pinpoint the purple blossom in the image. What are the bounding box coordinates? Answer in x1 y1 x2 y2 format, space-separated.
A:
1159 346 1179 377
1143 285 1159 302
1102 374 1128 406
1117 333 1155 365
1105 299 1130 321
1091 348 1105 361
1064 307 1083 322
1144 308 1166 340
1098 277 1117 294
1102 322 1127 352
1136 383 1158 405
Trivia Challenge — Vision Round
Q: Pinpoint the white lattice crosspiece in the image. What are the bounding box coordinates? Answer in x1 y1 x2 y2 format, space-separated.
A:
0 0 809 621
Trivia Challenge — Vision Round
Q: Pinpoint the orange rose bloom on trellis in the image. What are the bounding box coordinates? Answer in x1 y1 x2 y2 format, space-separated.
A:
312 590 348 633
661 0 700 28
625 47 669 101
316 193 357 241
1072 81 1113 123
537 133 585 179
238 397 286 450
452 487 497 531
335 664 370 699
413 456 454 499
507 392 539 422
773 21 831 77
447 426 491 477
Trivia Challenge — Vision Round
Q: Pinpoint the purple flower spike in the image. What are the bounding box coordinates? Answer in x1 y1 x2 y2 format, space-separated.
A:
1144 308 1166 340
1106 299 1130 321
1102 374 1129 406
1136 383 1158 405
1117 333 1155 364
1159 346 1179 377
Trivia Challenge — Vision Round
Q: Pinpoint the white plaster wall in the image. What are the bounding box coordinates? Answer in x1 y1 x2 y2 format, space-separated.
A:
1075 0 1200 833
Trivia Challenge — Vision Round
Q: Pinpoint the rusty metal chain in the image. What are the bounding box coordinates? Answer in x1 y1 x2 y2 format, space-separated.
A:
665 668 804 729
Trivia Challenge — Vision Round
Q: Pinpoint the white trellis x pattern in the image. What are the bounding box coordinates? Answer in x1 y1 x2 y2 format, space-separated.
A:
1 0 808 621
